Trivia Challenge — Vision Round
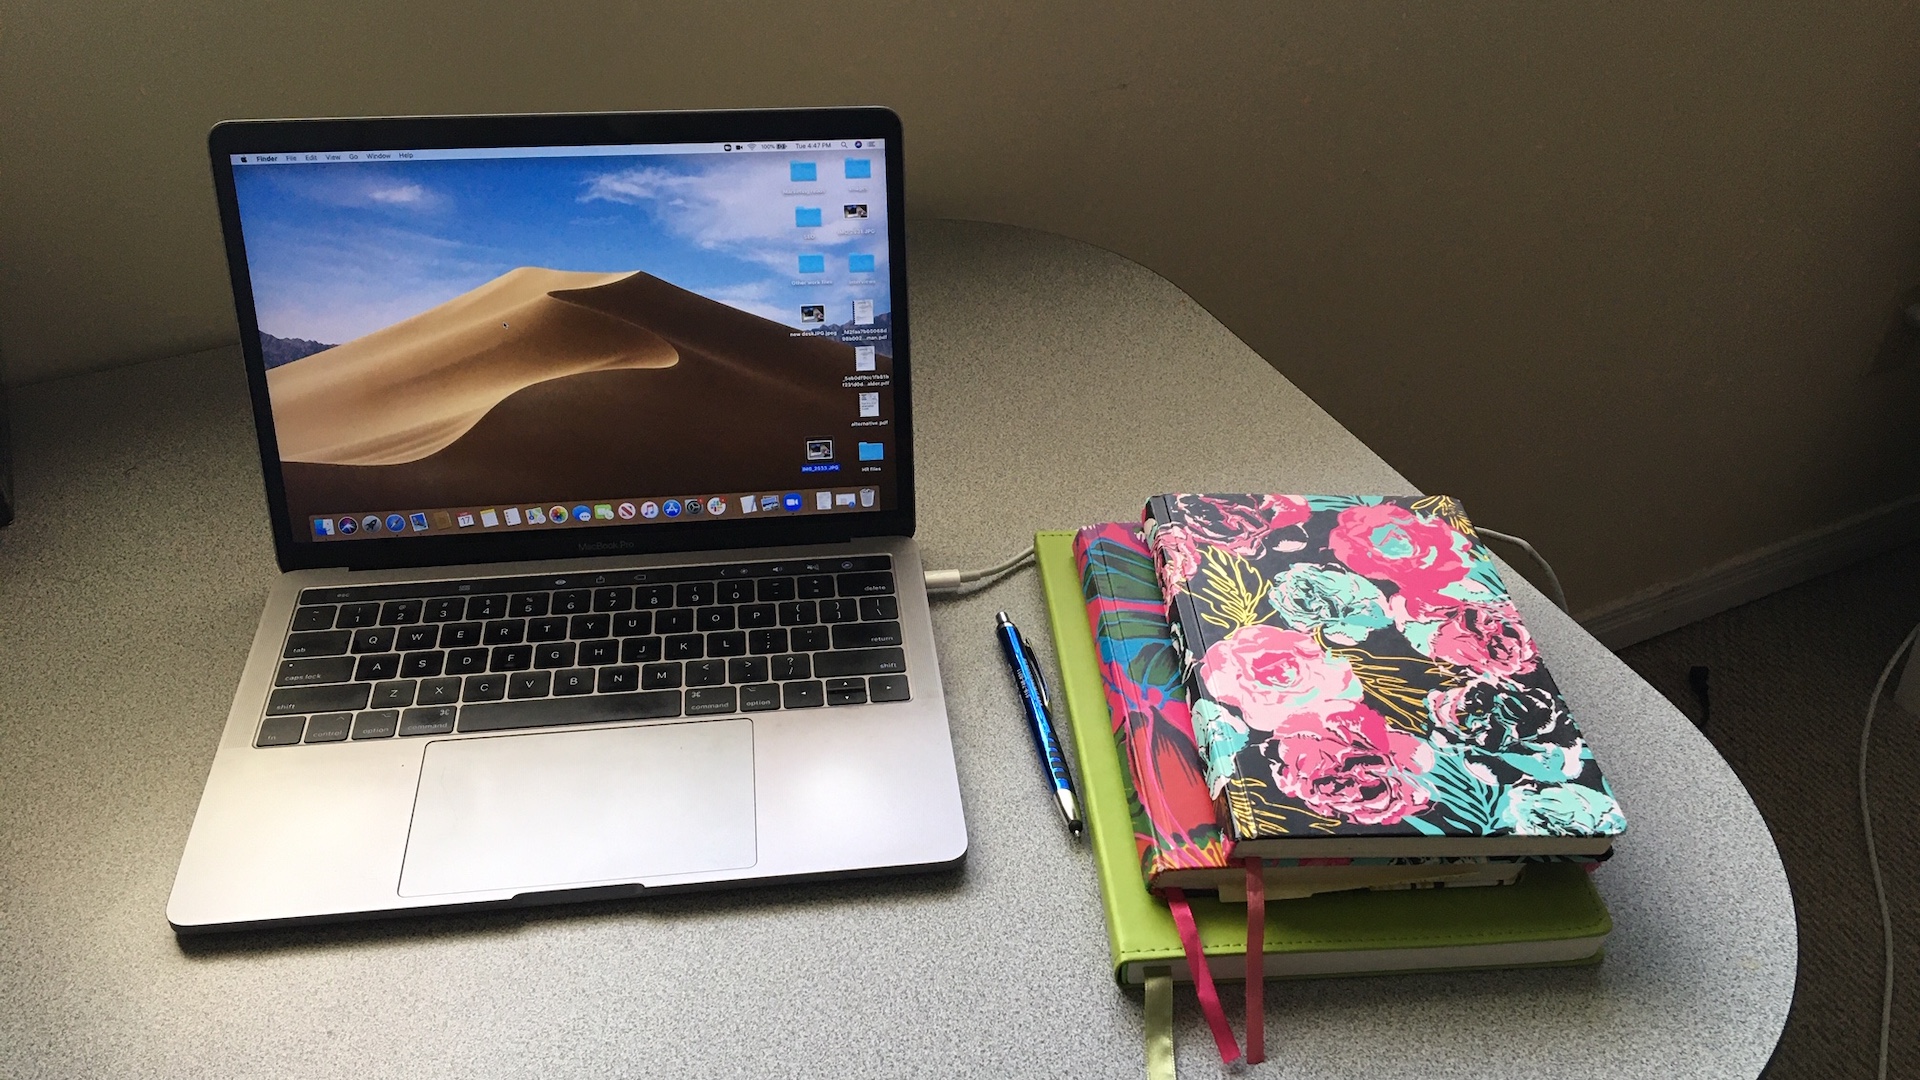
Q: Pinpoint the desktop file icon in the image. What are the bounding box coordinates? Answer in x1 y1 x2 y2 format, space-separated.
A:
798 254 825 275
845 158 872 179
858 442 885 461
848 253 876 274
795 207 823 228
790 161 817 182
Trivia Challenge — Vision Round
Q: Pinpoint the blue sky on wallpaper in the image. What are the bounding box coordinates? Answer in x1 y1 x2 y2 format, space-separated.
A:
232 150 891 345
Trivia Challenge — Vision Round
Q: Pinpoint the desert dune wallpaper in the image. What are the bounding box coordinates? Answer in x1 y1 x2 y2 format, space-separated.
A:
234 147 896 526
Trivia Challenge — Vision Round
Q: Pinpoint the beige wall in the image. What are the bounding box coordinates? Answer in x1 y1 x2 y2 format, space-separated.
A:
4 1 1919 614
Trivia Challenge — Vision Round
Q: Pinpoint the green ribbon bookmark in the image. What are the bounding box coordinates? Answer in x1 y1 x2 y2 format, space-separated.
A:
1144 967 1176 1080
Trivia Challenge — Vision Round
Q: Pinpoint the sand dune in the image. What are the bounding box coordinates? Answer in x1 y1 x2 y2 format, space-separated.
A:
277 268 889 521
268 267 682 465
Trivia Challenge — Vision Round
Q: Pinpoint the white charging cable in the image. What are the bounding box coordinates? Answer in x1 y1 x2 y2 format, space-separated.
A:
1862 621 1920 1080
924 546 1036 595
1476 527 1569 613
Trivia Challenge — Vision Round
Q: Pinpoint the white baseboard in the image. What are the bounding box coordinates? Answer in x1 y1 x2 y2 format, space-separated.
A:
1576 493 1920 650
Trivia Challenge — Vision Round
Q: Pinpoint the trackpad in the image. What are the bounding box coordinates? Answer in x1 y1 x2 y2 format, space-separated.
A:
399 720 756 897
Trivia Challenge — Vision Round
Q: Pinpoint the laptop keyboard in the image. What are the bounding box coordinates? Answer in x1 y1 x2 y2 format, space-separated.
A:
254 555 909 747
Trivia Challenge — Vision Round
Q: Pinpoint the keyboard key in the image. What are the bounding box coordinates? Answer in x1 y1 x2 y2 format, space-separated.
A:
402 651 445 678
770 654 812 681
552 589 591 615
749 628 789 655
534 642 576 669
636 584 674 609
813 648 907 677
379 600 422 625
417 677 463 705
859 596 899 621
337 603 380 628
579 639 621 665
686 686 738 715
739 683 781 711
509 671 551 699
465 595 508 620
676 582 715 607
457 690 682 733
423 598 464 622
396 624 440 651
868 675 911 703
351 627 397 653
283 630 350 658
686 660 727 687
718 580 754 604
837 571 895 596
354 654 402 681
728 657 769 684
399 706 458 736
783 680 824 709
370 680 416 709
276 656 355 687
351 710 399 739
656 609 695 634
484 619 526 645
778 602 817 626
757 578 796 602
528 616 569 642
832 621 903 649
510 593 550 617
826 677 868 706
446 648 489 676
707 631 747 657
553 668 596 696
304 711 354 742
291 605 336 631
597 665 639 693
490 645 533 672
256 715 306 746
642 662 683 690
267 682 371 716
593 587 633 612
666 634 704 660
797 575 835 599
739 604 777 628
696 606 736 631
621 636 664 663
570 614 611 639
463 674 508 702
613 611 653 636
790 626 831 652
819 599 859 623
442 622 483 648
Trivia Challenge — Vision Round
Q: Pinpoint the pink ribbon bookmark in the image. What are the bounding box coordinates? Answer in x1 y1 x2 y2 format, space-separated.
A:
1164 888 1241 1065
1244 858 1267 1064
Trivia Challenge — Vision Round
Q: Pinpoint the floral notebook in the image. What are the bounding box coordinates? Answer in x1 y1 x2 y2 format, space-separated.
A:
1141 494 1625 857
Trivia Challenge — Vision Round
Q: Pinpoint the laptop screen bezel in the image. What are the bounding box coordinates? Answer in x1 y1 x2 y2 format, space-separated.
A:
208 107 915 574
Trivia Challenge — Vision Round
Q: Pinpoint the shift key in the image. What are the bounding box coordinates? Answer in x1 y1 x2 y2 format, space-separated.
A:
265 682 371 716
812 647 906 677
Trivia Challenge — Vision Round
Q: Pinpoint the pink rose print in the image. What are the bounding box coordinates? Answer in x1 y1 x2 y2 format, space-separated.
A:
1267 704 1432 825
1199 624 1363 732
1426 602 1537 677
1327 502 1468 601
1170 494 1311 559
1152 525 1203 596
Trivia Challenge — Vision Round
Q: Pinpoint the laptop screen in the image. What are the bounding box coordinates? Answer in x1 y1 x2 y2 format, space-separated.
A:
224 128 901 550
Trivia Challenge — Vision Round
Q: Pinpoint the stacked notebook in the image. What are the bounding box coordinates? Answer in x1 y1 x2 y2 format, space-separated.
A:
1035 493 1627 1070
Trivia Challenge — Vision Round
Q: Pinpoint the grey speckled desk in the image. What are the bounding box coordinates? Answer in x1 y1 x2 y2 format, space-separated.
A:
0 221 1792 1079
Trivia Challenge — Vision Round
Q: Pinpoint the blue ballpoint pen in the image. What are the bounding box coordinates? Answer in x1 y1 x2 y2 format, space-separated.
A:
995 611 1083 837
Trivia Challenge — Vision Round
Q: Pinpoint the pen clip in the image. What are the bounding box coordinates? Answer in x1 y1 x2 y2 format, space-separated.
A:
1019 637 1052 712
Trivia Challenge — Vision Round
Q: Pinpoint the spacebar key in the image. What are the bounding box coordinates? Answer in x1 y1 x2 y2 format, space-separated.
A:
457 691 684 732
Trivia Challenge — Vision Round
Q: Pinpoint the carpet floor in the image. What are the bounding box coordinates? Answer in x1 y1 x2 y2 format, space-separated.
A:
1615 540 1920 1079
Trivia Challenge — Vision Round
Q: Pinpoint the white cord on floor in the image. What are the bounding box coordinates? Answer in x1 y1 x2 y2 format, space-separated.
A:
1862 621 1920 1080
923 545 1036 595
1476 527 1570 613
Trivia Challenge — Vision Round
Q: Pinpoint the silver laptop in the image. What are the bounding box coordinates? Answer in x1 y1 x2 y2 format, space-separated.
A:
168 108 967 931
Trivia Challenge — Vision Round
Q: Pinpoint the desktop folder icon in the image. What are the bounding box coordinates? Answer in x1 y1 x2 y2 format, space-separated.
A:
790 161 817 182
798 254 826 274
858 442 884 461
795 207 823 228
845 158 872 179
848 253 876 274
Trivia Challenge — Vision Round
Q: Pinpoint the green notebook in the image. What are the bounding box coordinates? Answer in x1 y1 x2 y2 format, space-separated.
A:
1036 530 1613 985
